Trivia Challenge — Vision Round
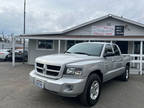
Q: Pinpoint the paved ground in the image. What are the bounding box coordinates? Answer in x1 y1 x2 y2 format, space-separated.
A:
0 62 144 108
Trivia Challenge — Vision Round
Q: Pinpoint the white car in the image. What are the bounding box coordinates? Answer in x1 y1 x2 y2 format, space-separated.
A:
0 49 11 60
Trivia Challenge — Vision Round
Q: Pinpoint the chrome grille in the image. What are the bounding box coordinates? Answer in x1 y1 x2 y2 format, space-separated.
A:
36 68 43 73
35 62 61 77
36 63 44 68
36 63 44 74
47 65 61 71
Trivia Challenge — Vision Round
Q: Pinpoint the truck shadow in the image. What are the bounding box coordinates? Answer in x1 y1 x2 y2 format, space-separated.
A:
38 78 125 108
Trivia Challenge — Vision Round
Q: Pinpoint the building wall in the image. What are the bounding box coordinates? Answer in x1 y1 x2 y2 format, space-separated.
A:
28 17 144 64
65 17 144 36
28 39 66 64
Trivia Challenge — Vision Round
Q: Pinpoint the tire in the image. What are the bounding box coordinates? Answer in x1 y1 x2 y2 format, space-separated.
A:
4 55 8 61
120 65 130 81
80 74 101 106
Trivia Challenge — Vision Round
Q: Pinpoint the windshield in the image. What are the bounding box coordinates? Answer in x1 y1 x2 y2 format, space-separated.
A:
66 43 104 56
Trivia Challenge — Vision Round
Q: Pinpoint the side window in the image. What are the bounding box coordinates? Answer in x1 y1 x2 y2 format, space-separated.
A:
113 45 120 56
104 44 113 54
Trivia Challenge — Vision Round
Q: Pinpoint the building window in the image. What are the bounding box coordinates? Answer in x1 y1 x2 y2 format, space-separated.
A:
38 40 54 49
67 40 86 49
115 41 128 54
134 42 140 54
134 42 144 54
115 25 124 36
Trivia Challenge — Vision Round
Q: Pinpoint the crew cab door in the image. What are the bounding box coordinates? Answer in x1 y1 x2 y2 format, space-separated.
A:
103 44 115 81
112 44 125 76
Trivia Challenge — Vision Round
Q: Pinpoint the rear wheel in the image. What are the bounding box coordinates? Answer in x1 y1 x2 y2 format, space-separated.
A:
80 74 101 106
120 65 129 81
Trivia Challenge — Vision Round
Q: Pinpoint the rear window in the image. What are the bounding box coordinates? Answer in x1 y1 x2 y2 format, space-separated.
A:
113 45 120 56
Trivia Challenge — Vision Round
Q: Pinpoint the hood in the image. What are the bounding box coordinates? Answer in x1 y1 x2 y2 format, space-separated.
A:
35 54 100 65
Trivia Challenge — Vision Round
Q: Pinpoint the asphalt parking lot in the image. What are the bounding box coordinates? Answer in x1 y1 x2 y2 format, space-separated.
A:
0 62 144 108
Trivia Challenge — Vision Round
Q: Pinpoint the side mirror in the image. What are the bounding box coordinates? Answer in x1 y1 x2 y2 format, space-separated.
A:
64 50 69 54
103 52 114 57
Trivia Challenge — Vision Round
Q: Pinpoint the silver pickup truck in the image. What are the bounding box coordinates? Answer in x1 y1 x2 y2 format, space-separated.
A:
30 42 130 106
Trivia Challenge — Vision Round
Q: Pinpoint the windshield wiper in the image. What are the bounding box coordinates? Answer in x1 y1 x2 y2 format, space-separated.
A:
73 52 90 56
65 52 94 56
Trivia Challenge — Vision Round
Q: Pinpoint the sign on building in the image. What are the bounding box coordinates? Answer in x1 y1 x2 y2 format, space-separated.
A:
92 26 114 36
115 26 124 36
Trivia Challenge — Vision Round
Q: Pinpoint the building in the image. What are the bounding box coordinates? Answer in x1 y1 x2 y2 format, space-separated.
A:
20 14 144 75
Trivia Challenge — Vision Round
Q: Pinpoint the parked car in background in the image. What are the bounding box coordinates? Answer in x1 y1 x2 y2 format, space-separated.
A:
7 50 28 62
0 49 11 60
0 48 28 62
30 42 130 106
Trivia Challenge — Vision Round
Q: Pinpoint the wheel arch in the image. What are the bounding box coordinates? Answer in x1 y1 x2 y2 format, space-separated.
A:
89 70 103 83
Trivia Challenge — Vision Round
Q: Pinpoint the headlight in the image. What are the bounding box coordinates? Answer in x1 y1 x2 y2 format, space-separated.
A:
65 67 83 75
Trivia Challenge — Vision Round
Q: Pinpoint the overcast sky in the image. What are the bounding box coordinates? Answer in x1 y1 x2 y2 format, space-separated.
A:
0 0 144 35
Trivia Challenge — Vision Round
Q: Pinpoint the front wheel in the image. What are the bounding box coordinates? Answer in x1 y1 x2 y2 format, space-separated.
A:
80 74 101 106
120 65 130 81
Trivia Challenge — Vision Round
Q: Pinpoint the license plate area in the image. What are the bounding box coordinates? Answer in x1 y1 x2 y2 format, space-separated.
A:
35 79 44 88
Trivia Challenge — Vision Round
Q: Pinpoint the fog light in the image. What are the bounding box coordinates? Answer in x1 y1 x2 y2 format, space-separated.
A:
66 85 73 91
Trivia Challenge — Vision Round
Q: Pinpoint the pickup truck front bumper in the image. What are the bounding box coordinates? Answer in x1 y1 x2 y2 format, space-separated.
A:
29 70 86 97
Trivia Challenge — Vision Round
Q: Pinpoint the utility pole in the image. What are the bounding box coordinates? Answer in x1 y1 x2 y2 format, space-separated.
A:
24 0 26 34
12 33 15 67
23 0 26 63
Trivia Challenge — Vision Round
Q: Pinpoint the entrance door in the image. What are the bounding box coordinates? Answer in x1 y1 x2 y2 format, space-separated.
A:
115 41 128 54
